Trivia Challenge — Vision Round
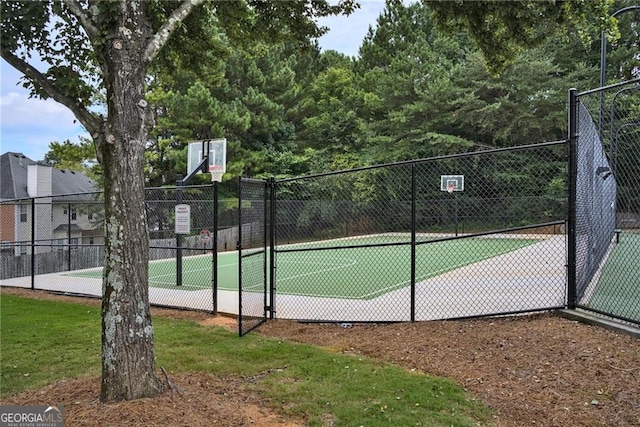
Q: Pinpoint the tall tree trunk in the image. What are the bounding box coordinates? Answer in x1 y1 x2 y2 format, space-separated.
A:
99 3 163 402
3 0 204 404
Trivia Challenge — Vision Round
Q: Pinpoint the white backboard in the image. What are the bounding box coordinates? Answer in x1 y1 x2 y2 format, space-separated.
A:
440 175 464 192
187 138 227 176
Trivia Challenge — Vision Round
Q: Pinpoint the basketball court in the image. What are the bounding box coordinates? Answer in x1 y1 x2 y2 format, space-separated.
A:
1 232 568 321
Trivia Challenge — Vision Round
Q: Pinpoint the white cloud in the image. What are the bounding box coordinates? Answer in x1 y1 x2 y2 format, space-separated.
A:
1 91 77 128
1 58 89 161
0 90 87 161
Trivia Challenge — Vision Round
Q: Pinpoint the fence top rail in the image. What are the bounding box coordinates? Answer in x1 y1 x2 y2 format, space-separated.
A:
145 183 215 191
275 140 566 184
1 190 104 204
577 78 640 97
239 177 269 185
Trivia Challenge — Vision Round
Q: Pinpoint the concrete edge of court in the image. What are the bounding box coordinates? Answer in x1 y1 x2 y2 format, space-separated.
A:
558 309 640 339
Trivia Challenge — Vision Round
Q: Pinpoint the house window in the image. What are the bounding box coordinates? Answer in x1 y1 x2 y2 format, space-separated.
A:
88 212 93 220
64 207 77 220
19 204 28 222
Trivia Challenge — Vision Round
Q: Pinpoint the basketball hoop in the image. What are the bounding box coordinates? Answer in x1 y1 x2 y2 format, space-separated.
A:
187 138 227 182
209 164 224 182
210 171 224 182
441 175 464 194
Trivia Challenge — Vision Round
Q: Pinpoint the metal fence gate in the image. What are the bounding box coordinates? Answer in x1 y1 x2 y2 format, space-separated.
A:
238 178 270 336
569 80 640 325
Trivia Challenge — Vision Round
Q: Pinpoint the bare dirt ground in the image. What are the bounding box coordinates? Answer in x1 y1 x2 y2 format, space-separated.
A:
1 287 639 427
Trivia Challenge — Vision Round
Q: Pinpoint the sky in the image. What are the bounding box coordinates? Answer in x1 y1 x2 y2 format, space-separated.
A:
0 1 387 162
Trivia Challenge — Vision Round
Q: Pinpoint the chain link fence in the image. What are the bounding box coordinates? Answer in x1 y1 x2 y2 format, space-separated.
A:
238 178 270 335
271 142 567 321
1 191 104 280
1 184 228 312
572 81 640 324
2 82 638 327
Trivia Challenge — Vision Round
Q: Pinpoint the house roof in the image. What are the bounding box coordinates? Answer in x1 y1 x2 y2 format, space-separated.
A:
53 223 84 232
0 152 97 201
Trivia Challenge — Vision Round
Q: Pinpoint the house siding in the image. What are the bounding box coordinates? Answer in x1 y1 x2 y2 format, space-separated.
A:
1 152 100 256
0 203 15 250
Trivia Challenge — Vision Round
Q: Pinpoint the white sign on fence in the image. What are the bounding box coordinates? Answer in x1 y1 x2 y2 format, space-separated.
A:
175 204 191 234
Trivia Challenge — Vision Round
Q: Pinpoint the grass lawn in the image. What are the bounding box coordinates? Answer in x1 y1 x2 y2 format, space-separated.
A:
0 294 491 426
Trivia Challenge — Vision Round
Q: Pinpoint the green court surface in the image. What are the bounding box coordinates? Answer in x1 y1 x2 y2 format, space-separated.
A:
67 235 540 299
588 232 640 322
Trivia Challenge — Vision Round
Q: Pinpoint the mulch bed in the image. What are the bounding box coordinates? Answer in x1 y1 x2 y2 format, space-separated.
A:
258 316 640 427
2 287 639 426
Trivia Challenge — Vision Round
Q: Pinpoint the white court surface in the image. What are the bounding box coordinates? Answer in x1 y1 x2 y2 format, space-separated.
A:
1 272 238 315
1 235 567 322
273 235 567 321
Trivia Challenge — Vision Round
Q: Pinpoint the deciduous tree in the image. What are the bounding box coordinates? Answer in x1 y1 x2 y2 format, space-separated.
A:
1 0 355 402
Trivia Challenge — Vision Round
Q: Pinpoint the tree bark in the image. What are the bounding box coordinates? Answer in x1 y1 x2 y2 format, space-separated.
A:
98 2 163 401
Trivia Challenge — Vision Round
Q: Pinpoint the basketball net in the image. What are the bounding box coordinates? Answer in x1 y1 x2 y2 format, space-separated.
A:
446 184 455 194
210 172 223 182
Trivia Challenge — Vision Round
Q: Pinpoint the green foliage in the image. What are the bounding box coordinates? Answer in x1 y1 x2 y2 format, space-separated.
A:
357 2 478 160
150 42 323 181
216 0 360 49
138 0 634 192
45 138 103 184
7 0 633 195
427 0 617 74
443 50 569 146
0 1 98 105
604 1 640 82
298 65 373 171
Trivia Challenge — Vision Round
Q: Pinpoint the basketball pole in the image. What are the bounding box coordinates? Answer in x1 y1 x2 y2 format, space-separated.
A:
446 182 459 236
176 174 183 286
212 178 218 315
175 140 211 287
454 192 459 237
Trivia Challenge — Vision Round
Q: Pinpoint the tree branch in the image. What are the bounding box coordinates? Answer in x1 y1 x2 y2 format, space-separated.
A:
0 49 101 136
143 0 205 64
63 0 99 40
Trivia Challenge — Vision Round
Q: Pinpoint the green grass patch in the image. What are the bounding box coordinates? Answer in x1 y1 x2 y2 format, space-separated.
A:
0 296 102 395
1 294 491 426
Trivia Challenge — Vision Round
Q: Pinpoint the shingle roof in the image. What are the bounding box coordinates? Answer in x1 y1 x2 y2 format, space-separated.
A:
0 152 97 201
